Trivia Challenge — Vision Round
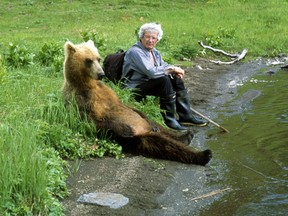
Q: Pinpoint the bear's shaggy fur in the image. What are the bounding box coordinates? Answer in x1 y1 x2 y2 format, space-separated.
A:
62 40 212 165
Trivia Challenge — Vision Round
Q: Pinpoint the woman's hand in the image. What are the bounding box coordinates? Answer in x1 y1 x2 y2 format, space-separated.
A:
173 67 185 79
165 66 185 79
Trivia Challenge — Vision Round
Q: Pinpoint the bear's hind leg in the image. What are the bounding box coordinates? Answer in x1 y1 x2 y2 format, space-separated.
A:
137 134 212 165
194 149 212 166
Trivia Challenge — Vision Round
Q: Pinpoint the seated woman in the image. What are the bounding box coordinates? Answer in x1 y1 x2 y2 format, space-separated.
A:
122 22 207 130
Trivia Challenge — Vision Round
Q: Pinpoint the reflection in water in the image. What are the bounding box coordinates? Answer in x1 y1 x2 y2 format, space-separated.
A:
203 70 288 216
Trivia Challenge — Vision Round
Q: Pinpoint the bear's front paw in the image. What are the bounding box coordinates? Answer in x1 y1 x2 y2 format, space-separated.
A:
182 130 194 145
152 126 160 132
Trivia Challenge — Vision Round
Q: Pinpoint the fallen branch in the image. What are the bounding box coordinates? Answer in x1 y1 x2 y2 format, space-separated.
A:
198 41 248 65
191 188 231 201
199 41 239 58
211 49 248 65
190 107 229 133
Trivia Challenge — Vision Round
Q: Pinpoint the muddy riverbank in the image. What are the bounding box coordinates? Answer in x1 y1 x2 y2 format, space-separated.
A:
62 58 264 216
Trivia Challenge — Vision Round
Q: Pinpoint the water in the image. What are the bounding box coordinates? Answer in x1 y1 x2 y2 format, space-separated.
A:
153 60 288 216
202 69 288 215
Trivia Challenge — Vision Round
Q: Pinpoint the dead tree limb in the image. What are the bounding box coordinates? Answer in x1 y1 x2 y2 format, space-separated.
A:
191 188 231 201
198 41 248 65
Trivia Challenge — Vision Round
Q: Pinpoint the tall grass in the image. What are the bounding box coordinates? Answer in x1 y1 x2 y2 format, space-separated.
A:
0 118 66 215
0 121 46 214
0 68 67 215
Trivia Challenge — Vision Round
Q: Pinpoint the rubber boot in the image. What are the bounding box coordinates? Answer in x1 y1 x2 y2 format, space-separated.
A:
176 90 208 126
160 92 187 130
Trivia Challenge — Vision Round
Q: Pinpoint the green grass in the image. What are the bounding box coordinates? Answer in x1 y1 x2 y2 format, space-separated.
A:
1 0 288 57
0 117 67 215
1 0 288 215
0 122 47 214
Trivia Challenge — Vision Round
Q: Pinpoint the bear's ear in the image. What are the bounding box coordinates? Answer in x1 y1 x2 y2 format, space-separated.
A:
64 41 76 55
86 40 95 47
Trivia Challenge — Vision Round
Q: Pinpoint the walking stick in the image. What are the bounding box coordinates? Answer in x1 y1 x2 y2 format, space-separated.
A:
190 107 229 133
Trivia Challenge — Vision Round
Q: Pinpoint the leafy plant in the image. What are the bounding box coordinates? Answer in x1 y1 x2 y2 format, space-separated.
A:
42 147 68 200
202 27 236 48
4 43 35 68
37 42 64 72
172 44 198 60
218 27 236 39
80 30 107 51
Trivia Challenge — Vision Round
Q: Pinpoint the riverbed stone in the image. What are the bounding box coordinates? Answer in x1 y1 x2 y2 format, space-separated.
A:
77 192 129 209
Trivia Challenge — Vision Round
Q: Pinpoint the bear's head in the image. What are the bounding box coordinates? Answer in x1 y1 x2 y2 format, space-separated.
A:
63 40 105 83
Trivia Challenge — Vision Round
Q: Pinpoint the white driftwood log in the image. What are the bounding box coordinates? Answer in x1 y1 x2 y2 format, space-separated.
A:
199 41 248 65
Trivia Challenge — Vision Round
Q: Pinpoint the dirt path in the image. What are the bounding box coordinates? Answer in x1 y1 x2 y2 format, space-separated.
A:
62 58 249 216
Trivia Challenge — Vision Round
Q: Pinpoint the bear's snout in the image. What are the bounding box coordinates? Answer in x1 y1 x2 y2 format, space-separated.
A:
98 72 106 80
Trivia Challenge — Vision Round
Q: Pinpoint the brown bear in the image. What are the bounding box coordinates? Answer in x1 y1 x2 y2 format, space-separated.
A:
62 40 212 165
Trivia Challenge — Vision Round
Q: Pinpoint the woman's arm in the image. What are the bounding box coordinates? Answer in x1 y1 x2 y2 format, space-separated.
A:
128 47 168 79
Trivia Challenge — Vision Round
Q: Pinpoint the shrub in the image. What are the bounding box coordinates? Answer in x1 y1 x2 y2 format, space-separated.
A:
37 42 64 72
4 43 35 68
80 30 107 51
202 27 236 48
172 44 199 60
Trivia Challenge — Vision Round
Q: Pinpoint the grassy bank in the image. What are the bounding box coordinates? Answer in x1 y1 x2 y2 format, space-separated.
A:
1 0 287 215
1 0 288 57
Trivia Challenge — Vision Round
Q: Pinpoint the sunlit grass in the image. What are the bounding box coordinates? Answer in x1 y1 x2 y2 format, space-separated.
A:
1 0 287 57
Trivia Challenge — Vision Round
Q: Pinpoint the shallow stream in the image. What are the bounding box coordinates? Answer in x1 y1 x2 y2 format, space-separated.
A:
202 65 288 215
203 66 288 216
154 59 288 216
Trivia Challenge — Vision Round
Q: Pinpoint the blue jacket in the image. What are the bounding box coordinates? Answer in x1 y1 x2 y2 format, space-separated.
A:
122 41 172 88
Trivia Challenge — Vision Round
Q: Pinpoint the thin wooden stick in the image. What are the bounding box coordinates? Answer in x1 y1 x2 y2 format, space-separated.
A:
190 107 229 133
191 188 231 201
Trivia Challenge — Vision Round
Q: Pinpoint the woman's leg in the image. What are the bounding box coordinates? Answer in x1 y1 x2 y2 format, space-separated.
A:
171 76 208 126
136 76 187 130
136 76 174 97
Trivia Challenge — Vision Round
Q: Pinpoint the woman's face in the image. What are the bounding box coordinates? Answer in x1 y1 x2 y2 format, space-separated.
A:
140 31 158 51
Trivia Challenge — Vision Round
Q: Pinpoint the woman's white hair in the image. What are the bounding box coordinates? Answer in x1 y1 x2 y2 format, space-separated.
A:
138 22 163 41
